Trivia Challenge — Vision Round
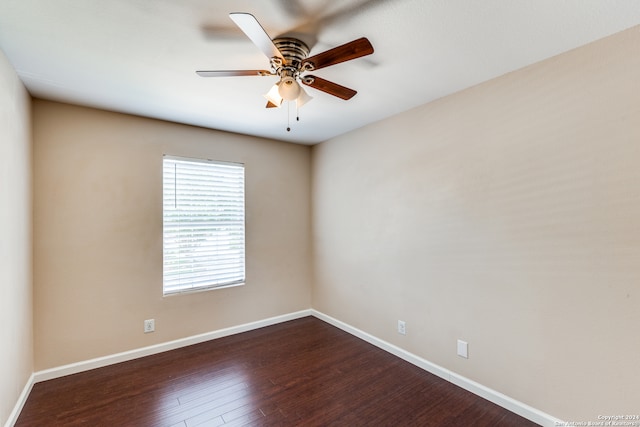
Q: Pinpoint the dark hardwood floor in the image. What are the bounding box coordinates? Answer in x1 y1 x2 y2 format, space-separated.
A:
16 317 539 426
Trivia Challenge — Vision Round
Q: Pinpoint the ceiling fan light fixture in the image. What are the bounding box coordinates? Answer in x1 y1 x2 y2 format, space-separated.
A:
264 83 283 107
296 86 313 108
278 76 301 101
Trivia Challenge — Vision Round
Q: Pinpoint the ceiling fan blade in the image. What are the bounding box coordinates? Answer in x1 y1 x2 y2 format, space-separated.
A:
302 37 373 71
301 75 357 100
196 70 272 77
229 12 284 62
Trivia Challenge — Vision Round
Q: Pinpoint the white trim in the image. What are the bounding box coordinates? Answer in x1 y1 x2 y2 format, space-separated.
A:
24 308 561 427
33 310 312 383
310 310 563 427
4 373 35 427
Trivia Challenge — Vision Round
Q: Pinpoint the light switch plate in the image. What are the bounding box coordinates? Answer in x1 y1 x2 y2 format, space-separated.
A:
457 339 468 358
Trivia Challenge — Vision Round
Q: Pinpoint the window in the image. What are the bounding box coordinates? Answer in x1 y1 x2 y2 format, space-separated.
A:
163 156 245 295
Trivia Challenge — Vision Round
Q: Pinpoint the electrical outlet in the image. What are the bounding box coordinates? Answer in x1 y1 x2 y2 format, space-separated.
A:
457 339 468 358
397 320 406 335
144 319 155 333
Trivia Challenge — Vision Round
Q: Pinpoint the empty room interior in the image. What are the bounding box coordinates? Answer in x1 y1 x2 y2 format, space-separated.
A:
1 1 639 426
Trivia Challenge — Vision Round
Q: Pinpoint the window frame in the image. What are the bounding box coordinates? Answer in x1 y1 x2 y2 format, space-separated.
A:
162 155 246 296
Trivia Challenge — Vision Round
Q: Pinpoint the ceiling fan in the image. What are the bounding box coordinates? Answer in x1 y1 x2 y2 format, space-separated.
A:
196 12 374 110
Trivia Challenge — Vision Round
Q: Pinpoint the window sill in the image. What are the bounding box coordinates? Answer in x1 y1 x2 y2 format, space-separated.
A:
163 281 245 297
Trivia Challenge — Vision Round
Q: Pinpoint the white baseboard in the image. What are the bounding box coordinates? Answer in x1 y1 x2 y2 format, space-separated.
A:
4 373 34 427
310 310 562 427
20 308 560 427
33 309 312 383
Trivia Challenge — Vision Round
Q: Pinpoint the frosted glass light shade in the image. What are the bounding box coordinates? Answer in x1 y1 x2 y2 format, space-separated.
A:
264 83 283 106
296 87 313 108
278 76 301 101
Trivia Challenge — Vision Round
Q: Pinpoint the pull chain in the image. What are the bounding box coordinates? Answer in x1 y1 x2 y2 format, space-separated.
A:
286 102 291 132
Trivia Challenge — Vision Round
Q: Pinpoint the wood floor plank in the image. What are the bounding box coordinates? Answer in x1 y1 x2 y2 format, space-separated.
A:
16 317 539 426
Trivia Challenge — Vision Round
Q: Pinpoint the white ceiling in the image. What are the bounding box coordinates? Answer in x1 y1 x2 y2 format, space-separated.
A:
1 1 639 145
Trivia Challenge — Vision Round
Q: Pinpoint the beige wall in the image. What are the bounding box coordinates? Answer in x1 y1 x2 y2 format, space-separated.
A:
0 49 33 425
312 26 640 421
33 101 311 370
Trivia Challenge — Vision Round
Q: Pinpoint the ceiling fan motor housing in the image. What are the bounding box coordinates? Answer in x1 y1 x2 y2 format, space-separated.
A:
272 38 310 76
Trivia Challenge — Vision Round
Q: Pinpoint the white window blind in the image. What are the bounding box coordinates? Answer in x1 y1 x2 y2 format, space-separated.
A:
163 156 245 295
